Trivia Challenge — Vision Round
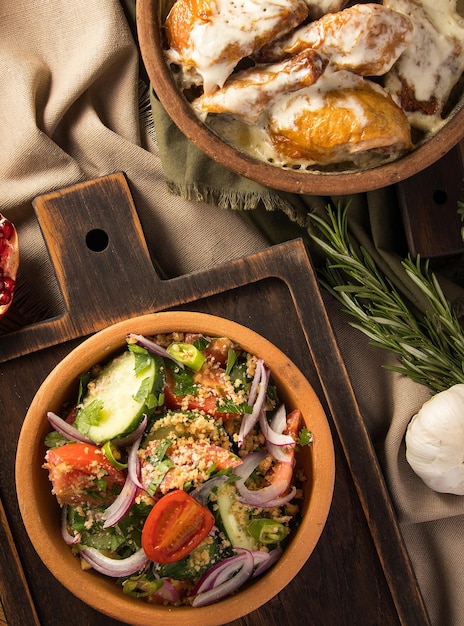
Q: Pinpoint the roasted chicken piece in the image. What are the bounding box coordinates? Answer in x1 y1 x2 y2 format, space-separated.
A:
383 0 464 131
193 49 328 124
267 71 412 165
255 3 413 76
164 0 310 95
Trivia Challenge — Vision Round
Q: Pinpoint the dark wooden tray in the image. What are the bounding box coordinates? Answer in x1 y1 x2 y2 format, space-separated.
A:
0 173 430 626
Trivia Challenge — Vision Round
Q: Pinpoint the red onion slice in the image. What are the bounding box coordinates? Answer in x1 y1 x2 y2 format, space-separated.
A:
236 472 297 507
238 363 270 446
266 441 293 463
264 405 295 462
233 452 296 507
244 485 297 509
102 471 137 529
252 547 282 577
127 432 144 489
207 553 249 589
192 551 248 595
270 404 286 433
152 578 180 603
127 333 185 368
80 547 148 577
233 451 266 481
259 409 296 447
192 550 254 607
61 505 81 545
102 437 142 528
47 411 94 444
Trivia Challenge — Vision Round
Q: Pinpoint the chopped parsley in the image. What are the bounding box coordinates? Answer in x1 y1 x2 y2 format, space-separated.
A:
297 427 313 447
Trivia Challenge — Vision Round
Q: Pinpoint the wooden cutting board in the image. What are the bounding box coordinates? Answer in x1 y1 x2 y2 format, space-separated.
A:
0 173 430 626
398 143 464 258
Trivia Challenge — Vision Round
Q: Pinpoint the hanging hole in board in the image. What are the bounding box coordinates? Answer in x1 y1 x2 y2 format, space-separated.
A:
86 228 109 252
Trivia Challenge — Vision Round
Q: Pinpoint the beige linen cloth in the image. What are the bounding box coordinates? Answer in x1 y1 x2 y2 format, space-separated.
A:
1 1 463 624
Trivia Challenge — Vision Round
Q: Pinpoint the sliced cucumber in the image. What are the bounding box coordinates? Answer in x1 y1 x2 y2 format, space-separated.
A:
75 348 159 443
215 482 259 551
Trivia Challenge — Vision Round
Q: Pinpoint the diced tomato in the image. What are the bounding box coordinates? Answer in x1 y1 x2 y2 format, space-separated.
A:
204 337 234 365
44 442 126 507
140 439 242 495
142 490 214 564
164 369 236 420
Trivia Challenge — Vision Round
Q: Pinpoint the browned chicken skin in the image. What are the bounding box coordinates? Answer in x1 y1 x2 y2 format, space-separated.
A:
255 3 414 76
267 75 412 164
165 0 310 94
193 49 329 124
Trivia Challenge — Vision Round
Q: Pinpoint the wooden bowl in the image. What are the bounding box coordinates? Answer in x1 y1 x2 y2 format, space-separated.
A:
16 311 335 626
136 0 464 195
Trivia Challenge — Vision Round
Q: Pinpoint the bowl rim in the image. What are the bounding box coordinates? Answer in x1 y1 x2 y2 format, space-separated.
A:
16 311 335 626
136 0 464 196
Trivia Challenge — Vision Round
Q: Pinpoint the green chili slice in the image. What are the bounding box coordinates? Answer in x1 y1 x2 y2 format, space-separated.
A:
166 342 206 371
122 575 164 598
248 519 289 544
102 441 128 470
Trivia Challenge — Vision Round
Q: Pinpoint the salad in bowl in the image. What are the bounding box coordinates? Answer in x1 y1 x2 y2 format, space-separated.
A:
16 312 334 625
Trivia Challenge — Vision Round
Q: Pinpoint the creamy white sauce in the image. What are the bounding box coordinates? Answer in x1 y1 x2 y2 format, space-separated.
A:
193 52 327 123
327 6 413 75
384 0 464 131
263 4 413 75
269 70 372 128
268 69 366 129
172 0 302 94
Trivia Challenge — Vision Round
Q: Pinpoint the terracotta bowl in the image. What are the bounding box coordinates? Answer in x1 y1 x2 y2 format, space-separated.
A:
136 0 464 195
16 311 335 626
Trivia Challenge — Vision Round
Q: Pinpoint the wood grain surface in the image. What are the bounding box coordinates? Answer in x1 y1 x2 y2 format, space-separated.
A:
398 143 464 257
0 173 430 626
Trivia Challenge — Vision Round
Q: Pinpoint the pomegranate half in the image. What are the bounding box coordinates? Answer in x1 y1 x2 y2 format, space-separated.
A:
0 213 19 318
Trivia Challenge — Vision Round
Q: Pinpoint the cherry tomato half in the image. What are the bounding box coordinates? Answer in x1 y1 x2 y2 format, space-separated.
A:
142 490 214 564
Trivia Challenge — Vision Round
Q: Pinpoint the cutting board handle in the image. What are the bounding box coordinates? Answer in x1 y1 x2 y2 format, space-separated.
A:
0 173 164 360
397 144 464 258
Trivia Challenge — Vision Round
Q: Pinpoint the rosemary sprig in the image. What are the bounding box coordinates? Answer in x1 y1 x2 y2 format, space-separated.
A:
308 204 464 393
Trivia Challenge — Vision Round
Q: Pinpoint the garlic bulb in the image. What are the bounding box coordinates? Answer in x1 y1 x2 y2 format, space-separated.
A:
405 384 464 495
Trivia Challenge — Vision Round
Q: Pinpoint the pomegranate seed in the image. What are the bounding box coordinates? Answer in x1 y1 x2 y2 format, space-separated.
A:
0 272 16 306
0 217 14 240
2 277 15 292
0 291 11 305
0 213 19 317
